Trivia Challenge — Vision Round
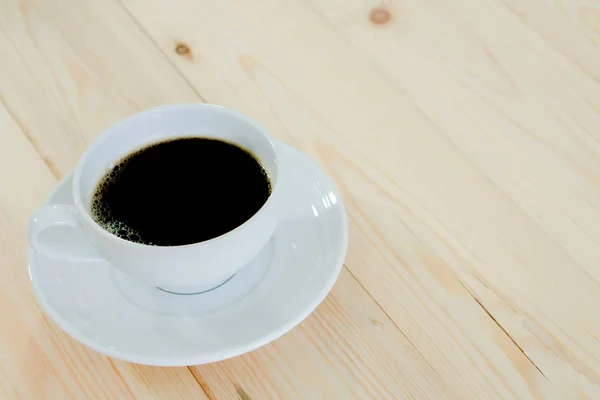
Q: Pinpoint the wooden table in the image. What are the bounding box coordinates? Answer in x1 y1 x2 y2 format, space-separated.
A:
1 0 599 398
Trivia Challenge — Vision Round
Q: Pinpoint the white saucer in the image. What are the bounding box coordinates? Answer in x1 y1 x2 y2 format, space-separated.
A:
28 142 348 366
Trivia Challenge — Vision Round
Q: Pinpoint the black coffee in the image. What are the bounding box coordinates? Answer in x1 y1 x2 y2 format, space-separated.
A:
91 137 271 246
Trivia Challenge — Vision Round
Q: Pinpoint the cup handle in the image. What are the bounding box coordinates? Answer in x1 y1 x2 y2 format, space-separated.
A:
28 204 103 262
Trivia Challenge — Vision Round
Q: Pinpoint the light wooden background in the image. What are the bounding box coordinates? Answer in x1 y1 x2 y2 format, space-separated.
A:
1 0 599 398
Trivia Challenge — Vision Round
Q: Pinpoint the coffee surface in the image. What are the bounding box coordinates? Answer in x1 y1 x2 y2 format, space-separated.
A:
91 137 271 246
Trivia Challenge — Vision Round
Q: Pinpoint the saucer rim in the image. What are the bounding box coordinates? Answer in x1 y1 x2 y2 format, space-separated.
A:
28 141 349 366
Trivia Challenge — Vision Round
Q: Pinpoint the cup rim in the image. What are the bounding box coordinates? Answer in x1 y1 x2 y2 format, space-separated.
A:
72 103 280 249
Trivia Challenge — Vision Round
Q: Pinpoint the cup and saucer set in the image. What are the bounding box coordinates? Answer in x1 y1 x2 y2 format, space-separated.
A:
28 104 348 366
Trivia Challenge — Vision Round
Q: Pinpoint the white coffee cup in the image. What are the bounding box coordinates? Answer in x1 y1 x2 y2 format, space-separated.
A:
28 104 282 294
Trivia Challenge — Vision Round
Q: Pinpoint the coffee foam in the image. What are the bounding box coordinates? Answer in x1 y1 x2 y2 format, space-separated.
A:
91 157 153 245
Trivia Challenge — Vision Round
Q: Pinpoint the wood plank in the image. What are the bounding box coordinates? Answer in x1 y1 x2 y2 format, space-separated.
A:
193 269 460 399
122 0 580 397
0 102 208 399
305 0 600 396
0 0 199 178
0 0 208 398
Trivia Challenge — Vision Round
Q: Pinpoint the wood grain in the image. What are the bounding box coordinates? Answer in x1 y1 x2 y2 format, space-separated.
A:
0 0 199 177
0 0 206 398
192 269 461 400
1 0 600 398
